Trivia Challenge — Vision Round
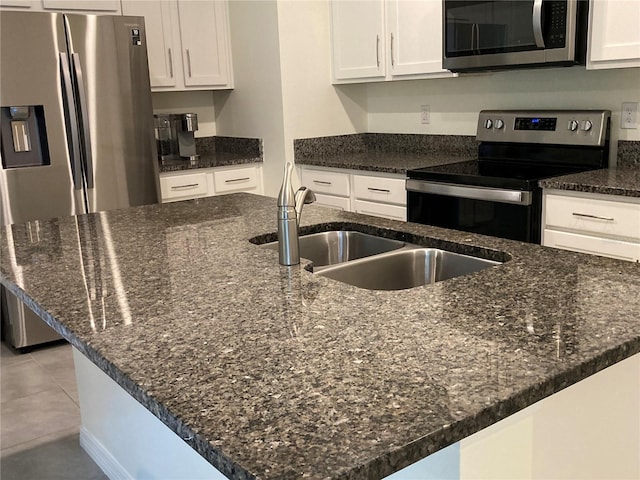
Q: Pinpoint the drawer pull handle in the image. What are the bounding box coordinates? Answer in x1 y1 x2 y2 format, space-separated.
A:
171 183 200 190
225 177 250 183
367 187 390 193
313 180 332 186
572 212 615 222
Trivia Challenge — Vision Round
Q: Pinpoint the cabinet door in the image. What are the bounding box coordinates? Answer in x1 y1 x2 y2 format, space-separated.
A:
41 0 120 13
387 0 451 77
588 0 640 69
176 0 231 87
0 0 35 8
122 0 176 88
330 0 385 80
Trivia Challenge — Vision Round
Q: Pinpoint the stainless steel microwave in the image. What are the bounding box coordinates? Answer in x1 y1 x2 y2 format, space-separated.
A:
443 0 588 72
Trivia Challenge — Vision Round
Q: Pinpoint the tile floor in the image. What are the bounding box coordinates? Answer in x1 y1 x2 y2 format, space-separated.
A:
1 340 108 479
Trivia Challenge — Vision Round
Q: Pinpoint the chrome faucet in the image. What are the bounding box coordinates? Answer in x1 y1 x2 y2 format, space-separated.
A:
277 162 316 265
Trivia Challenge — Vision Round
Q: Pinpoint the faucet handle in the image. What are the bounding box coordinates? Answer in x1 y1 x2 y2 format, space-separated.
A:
295 186 316 206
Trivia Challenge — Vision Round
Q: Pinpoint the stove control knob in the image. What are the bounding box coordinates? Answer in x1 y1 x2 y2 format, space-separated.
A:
484 119 493 129
581 120 593 132
494 119 505 130
568 120 579 132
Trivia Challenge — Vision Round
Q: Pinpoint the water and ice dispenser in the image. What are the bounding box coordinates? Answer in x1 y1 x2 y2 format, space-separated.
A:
153 113 199 164
0 105 50 168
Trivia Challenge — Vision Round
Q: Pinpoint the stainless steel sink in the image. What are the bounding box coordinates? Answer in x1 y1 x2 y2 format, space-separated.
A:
262 231 406 267
315 248 501 290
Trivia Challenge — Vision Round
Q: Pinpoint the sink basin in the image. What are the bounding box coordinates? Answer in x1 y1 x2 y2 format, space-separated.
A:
316 248 501 290
262 231 405 267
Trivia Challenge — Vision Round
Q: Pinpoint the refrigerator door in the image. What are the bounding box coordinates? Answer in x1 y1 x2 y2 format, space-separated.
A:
0 11 85 226
0 11 81 349
64 14 159 213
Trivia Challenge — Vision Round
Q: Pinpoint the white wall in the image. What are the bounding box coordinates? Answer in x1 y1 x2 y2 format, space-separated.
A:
151 91 217 138
365 66 640 158
277 1 367 160
214 0 367 197
212 0 285 197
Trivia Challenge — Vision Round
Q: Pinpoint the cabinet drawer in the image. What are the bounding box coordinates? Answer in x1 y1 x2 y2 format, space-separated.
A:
301 169 350 197
353 174 406 205
353 199 406 221
545 194 640 240
160 172 208 201
314 193 350 211
213 166 259 194
544 229 640 262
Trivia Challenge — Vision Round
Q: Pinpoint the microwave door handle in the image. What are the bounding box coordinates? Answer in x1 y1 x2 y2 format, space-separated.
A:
71 53 94 190
59 53 83 191
532 0 545 48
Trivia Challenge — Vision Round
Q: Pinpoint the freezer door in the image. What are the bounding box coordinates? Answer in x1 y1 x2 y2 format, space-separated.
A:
64 14 159 213
0 11 85 226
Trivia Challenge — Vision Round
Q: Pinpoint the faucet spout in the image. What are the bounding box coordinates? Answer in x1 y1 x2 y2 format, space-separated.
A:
277 163 315 266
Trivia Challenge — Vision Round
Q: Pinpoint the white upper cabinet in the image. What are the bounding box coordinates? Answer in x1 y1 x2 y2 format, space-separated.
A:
0 0 120 13
588 0 640 69
330 0 386 81
385 0 451 78
122 0 233 91
330 0 454 83
42 0 120 12
176 0 231 87
122 0 176 87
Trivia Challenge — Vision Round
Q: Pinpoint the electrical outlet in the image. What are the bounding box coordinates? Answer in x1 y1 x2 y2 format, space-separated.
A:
420 105 430 125
621 102 638 129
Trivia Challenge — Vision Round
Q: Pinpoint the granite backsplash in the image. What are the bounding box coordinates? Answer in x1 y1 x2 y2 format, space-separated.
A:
195 136 262 158
294 133 477 159
617 140 640 169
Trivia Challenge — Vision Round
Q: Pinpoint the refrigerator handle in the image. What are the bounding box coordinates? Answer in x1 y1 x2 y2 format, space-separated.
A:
59 53 83 190
71 53 94 189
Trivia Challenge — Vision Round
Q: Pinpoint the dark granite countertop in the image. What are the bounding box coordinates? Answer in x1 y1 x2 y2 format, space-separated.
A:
294 133 477 175
295 151 473 175
539 168 640 198
1 194 639 479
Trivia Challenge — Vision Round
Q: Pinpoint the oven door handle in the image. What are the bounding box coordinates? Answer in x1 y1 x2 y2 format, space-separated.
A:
406 180 533 206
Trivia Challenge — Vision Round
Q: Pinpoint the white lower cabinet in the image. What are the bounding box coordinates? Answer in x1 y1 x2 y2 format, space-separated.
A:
300 166 407 220
300 167 351 211
352 173 406 220
159 164 263 203
160 171 208 202
542 190 640 262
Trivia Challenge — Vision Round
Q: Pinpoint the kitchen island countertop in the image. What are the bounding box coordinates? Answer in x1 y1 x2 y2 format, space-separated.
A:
1 193 639 479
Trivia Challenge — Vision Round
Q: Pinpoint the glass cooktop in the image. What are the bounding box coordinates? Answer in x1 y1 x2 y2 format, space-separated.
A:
407 160 591 190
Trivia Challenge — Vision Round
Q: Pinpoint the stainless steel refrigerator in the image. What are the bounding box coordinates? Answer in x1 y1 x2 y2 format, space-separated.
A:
0 11 159 350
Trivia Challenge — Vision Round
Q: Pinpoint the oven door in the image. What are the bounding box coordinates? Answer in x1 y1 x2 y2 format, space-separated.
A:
443 0 583 72
406 180 540 243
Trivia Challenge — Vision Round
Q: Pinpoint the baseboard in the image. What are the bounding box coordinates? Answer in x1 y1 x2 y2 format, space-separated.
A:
79 426 133 480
